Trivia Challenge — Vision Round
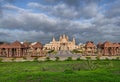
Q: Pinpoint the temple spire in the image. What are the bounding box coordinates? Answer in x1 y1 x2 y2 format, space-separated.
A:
63 34 66 39
72 37 75 44
59 35 62 41
52 37 56 42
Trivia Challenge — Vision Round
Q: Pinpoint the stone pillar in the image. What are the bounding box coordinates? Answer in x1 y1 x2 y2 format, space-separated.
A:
14 48 16 57
20 48 23 57
16 48 17 57
21 48 23 57
115 47 117 56
24 48 27 56
110 48 112 56
18 48 20 57
12 48 14 57
113 47 115 56
116 48 119 55
0 49 1 56
22 48 24 57
103 47 106 56
92 48 94 55
9 48 12 57
106 47 108 56
86 47 88 56
40 49 42 56
112 47 115 56
32 49 35 56
104 47 108 56
6 48 9 57
106 47 109 56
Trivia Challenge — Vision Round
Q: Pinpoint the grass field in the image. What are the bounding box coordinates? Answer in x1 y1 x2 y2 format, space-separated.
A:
0 60 120 82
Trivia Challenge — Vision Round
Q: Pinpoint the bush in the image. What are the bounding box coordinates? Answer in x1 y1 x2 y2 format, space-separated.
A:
41 67 48 71
23 56 27 60
64 69 74 74
116 57 120 60
96 56 100 60
34 57 39 62
72 64 81 71
84 60 97 70
76 57 81 61
66 57 72 61
71 49 81 54
46 57 50 61
48 50 54 54
86 57 91 60
0 58 3 62
11 58 16 62
105 57 109 61
55 56 59 61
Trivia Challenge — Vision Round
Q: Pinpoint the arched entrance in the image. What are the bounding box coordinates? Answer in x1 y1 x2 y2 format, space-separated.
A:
60 43 69 50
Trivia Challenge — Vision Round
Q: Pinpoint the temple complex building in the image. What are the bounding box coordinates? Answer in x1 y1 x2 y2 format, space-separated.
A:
30 42 44 57
97 41 120 56
85 41 96 55
44 34 78 51
0 36 120 58
0 41 44 57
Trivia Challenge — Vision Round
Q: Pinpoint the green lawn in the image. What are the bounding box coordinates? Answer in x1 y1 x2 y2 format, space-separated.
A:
0 60 120 82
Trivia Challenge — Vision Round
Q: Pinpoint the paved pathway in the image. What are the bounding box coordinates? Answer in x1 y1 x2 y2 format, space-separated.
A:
1 50 119 62
46 50 82 60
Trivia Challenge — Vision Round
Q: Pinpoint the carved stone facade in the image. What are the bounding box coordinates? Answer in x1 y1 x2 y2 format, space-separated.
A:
44 34 77 51
97 41 120 56
84 41 120 56
85 41 96 55
0 41 44 57
30 42 44 57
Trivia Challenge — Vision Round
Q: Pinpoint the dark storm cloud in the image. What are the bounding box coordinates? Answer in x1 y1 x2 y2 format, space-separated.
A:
28 1 99 19
0 0 120 44
45 0 101 6
0 6 93 32
0 0 102 19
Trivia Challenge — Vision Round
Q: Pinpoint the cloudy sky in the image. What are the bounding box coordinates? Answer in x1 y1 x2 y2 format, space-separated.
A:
0 0 120 44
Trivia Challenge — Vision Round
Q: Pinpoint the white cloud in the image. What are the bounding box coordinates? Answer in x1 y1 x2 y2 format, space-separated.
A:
3 4 25 12
0 0 120 43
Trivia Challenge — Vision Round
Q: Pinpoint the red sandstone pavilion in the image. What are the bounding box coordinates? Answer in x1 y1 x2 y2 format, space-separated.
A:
85 41 120 56
0 36 120 58
0 41 44 57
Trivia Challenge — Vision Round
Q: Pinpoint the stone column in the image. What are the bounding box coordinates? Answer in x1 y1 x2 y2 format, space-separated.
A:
104 47 108 56
103 47 106 56
116 48 119 55
40 48 42 56
110 47 112 56
112 47 115 56
18 48 20 57
113 47 115 56
9 48 12 57
13 48 15 57
92 48 94 55
15 48 19 57
6 48 9 57
21 48 23 57
22 48 24 57
0 49 1 56
114 47 116 56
